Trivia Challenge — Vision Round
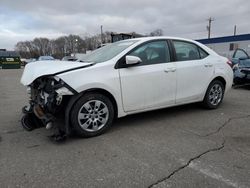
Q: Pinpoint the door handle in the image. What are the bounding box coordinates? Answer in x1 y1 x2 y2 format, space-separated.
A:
164 67 176 73
204 63 213 67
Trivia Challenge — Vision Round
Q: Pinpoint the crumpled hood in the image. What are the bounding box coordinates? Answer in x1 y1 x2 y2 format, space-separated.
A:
20 60 93 86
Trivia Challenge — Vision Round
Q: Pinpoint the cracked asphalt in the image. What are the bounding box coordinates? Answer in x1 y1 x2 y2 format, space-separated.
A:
1 69 250 188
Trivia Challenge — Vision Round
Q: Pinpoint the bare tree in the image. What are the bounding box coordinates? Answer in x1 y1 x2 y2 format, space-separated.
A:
15 41 30 58
32 38 52 56
15 30 137 59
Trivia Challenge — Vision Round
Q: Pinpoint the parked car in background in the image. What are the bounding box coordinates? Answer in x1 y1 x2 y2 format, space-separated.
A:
22 58 37 66
62 56 77 61
232 49 250 85
20 37 233 140
231 48 249 65
20 58 27 66
26 58 37 64
38 56 55 61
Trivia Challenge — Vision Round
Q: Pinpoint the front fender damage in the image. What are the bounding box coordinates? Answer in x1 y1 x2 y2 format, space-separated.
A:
21 76 76 141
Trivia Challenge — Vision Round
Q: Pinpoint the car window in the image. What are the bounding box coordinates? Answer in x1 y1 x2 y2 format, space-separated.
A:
233 49 249 59
173 41 200 61
199 48 209 59
128 40 170 65
239 59 250 67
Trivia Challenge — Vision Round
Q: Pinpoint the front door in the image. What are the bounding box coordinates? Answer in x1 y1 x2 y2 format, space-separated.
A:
119 40 176 112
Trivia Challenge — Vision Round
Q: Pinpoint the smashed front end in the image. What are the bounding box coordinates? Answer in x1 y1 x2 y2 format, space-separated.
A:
21 76 74 139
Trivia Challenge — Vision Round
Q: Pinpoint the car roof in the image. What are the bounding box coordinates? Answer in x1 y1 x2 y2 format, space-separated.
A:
121 36 218 56
122 36 196 43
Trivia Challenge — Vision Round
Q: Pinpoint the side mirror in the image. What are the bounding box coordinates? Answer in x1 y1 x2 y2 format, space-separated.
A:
125 55 142 66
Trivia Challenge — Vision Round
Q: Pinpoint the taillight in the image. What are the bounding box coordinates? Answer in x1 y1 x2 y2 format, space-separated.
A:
226 60 233 68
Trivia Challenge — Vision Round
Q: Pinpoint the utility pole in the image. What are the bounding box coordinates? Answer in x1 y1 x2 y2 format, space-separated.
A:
207 17 214 39
234 25 237 36
100 25 103 44
74 38 78 57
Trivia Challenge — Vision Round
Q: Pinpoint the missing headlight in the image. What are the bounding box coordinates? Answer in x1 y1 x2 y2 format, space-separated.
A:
55 87 74 95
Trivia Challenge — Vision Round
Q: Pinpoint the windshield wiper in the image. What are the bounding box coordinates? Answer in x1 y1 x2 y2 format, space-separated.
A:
77 60 94 63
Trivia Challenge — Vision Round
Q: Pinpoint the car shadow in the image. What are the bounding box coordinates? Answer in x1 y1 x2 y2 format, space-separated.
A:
64 103 205 143
233 84 250 90
103 102 203 135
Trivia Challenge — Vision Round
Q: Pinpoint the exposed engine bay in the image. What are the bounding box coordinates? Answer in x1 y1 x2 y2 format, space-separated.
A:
21 76 74 141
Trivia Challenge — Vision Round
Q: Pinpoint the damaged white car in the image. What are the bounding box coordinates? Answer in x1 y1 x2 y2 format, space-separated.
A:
21 37 233 140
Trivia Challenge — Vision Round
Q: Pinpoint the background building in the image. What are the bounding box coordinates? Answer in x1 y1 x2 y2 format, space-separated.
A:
111 32 144 43
197 34 250 58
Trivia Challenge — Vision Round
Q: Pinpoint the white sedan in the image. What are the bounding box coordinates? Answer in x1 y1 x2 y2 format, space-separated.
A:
21 37 233 139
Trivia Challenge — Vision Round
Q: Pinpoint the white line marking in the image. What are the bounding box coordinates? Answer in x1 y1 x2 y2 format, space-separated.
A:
189 161 247 188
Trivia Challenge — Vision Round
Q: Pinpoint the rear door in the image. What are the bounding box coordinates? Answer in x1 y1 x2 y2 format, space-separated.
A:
171 40 214 104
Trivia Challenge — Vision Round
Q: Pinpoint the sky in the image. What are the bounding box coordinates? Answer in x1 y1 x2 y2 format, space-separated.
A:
0 0 250 50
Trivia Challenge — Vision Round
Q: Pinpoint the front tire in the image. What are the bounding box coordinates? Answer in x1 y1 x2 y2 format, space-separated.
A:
203 80 225 109
70 93 114 137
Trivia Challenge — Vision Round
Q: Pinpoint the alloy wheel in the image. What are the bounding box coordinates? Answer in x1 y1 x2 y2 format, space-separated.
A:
77 100 109 132
208 84 223 106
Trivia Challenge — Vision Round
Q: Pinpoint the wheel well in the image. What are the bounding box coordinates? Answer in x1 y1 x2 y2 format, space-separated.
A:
202 76 227 103
212 76 226 88
82 88 118 118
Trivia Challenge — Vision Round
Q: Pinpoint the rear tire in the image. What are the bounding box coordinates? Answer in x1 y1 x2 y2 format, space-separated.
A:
203 80 225 109
70 93 114 137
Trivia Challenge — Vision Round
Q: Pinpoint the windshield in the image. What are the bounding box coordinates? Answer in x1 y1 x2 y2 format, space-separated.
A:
79 40 138 63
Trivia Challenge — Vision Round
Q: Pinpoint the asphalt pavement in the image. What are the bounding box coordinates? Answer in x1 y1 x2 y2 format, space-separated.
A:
0 69 250 188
